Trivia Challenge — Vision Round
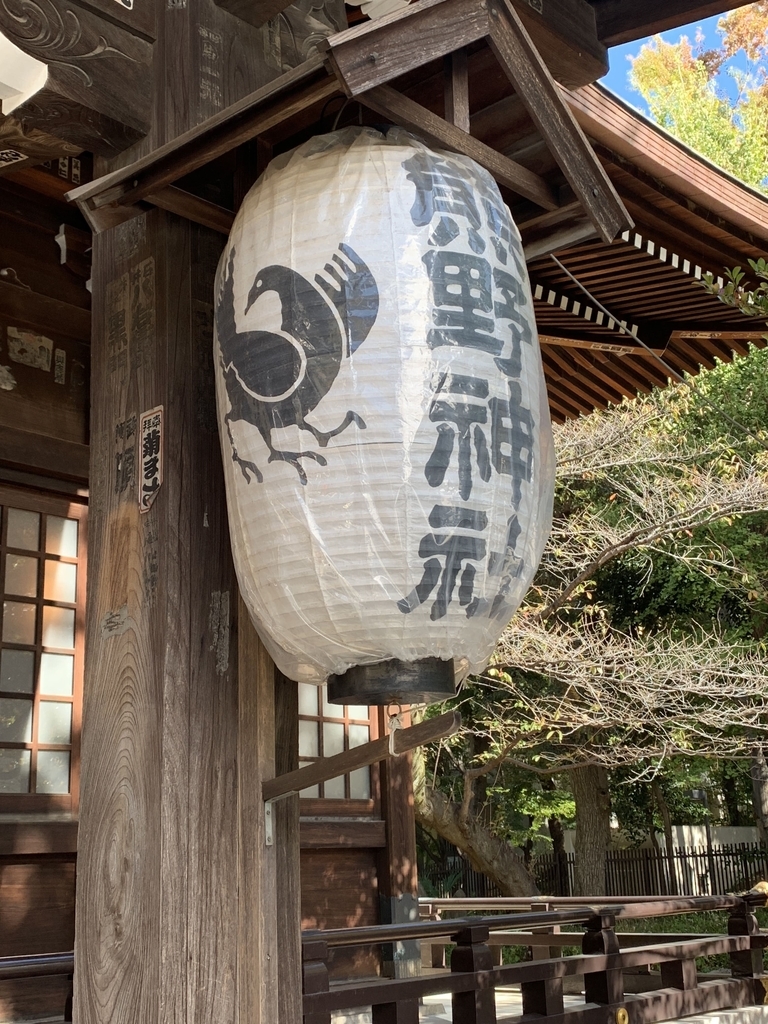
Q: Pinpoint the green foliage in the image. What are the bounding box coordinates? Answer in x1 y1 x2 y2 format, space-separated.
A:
628 6 768 191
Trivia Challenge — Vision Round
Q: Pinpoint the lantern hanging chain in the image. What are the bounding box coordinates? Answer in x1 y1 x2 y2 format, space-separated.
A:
549 254 768 450
387 704 405 756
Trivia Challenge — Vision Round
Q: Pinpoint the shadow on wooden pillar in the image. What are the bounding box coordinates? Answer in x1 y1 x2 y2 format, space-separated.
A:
75 210 301 1024
377 708 420 979
238 606 303 1024
275 668 302 1024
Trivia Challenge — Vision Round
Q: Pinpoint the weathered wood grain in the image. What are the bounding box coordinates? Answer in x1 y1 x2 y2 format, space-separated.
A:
0 425 89 480
361 85 558 210
444 50 470 133
67 58 339 228
238 604 280 1024
0 281 90 341
0 822 78 857
487 0 631 242
511 0 606 87
144 186 234 235
594 0 754 47
322 0 490 98
275 671 302 1024
300 819 387 848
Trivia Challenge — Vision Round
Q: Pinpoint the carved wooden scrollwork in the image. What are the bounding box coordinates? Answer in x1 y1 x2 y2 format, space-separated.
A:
0 0 152 155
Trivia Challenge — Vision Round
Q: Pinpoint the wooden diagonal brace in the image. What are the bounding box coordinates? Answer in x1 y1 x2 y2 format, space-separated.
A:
324 0 631 236
486 0 630 242
262 709 460 803
361 85 558 211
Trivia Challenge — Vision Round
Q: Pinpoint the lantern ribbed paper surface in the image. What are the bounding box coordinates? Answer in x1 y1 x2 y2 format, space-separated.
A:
214 127 555 691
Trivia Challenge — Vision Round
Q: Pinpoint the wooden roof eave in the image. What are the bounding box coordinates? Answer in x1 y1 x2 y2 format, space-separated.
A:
67 0 633 251
564 83 768 247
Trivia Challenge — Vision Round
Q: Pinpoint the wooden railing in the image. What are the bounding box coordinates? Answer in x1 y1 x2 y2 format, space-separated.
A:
0 951 74 1020
302 895 768 1024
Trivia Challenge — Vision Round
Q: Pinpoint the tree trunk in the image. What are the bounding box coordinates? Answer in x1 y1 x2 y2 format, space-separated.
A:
548 814 569 897
414 784 540 896
571 765 611 897
751 745 768 845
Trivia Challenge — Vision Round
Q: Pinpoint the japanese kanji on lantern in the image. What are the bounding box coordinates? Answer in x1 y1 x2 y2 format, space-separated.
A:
213 126 555 704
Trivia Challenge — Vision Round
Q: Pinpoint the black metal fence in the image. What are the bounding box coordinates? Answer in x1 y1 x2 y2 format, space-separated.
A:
420 841 768 898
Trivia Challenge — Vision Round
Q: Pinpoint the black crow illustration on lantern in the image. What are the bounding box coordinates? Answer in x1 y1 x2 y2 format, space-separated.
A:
214 127 555 705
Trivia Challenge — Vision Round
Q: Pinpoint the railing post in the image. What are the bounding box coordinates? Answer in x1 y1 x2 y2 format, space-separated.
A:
302 939 331 1024
372 997 420 1024
660 958 698 990
451 924 497 1024
728 898 764 1001
583 912 624 1007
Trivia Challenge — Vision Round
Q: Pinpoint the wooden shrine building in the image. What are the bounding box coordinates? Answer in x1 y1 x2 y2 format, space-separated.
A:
0 0 766 1021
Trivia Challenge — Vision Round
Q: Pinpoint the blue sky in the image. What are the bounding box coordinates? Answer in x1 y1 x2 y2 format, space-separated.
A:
600 12 751 113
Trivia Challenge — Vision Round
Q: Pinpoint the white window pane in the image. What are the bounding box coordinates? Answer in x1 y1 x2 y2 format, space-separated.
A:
5 554 38 598
38 702 72 745
0 748 30 792
45 517 78 558
321 685 343 719
42 606 75 649
323 774 345 799
44 561 76 603
347 705 369 720
349 767 371 800
349 724 369 748
298 682 318 716
1 649 34 693
36 750 70 793
7 509 39 551
323 721 344 757
0 697 33 742
298 720 319 758
2 601 36 644
39 653 74 696
299 761 319 799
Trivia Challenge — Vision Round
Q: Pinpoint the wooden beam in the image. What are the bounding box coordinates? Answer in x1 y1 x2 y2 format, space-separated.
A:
300 819 387 848
262 710 461 802
0 426 89 482
487 0 631 243
144 187 234 236
672 330 766 342
0 280 90 342
538 334 664 358
361 85 559 210
322 0 492 97
68 59 339 230
444 50 470 133
595 1 755 47
322 0 605 92
510 0 606 87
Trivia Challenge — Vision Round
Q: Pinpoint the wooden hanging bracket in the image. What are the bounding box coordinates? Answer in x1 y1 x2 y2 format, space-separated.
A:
263 709 460 806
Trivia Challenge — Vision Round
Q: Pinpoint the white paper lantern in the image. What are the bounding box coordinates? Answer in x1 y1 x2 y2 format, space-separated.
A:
214 126 555 703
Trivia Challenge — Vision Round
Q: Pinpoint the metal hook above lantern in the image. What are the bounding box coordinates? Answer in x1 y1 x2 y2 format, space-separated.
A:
213 125 555 705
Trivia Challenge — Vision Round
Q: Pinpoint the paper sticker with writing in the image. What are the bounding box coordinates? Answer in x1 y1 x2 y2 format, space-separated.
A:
7 327 53 371
139 406 163 513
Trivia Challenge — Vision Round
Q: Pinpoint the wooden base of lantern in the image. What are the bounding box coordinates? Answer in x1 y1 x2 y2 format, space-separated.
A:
327 657 455 705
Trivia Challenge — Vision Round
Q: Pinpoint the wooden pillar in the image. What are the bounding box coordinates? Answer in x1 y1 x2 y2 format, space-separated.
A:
75 208 301 1023
377 707 420 978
